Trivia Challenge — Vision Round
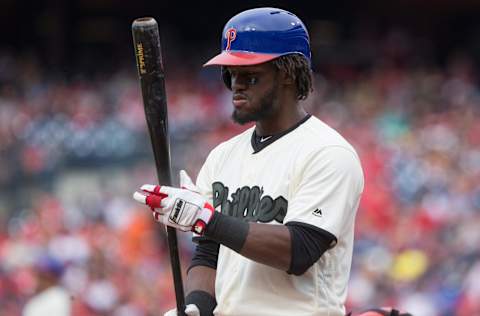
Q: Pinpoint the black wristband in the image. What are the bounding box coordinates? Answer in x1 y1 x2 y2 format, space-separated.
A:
185 290 217 316
204 212 249 253
187 239 219 273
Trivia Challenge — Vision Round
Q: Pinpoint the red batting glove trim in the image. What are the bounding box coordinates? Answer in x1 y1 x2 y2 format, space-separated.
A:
145 192 168 208
192 220 206 235
153 186 162 194
141 185 163 195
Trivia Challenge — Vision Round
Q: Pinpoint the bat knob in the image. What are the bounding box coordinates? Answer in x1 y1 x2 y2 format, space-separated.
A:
132 17 158 29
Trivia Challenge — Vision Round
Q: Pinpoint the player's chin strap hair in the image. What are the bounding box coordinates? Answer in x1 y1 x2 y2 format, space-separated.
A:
347 307 413 316
221 53 313 100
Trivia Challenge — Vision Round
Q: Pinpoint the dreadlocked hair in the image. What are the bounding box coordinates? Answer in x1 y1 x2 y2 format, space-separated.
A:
221 54 313 100
272 54 313 100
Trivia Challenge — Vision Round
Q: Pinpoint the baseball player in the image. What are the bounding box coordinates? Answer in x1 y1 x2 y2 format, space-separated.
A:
134 7 364 316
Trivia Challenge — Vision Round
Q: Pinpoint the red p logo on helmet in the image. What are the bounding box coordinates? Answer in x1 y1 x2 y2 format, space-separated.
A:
225 28 237 51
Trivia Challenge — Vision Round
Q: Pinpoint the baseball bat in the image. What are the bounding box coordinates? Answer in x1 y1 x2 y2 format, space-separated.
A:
131 17 186 315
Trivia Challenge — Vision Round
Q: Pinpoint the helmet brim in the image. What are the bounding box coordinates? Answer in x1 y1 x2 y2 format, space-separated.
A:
203 51 280 67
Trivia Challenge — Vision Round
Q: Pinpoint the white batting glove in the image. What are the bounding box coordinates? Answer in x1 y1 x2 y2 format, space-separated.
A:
164 304 201 316
133 170 215 234
179 170 205 239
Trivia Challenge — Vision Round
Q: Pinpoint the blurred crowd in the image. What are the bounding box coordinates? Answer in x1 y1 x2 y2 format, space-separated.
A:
1 28 480 315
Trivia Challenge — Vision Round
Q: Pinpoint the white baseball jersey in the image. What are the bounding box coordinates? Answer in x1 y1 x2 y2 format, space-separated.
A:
22 286 71 316
196 115 364 316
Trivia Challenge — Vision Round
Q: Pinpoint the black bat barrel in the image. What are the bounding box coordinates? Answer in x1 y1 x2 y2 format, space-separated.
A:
132 17 186 316
132 18 171 184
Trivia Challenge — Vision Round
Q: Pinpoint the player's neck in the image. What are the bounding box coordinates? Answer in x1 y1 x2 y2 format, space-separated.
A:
255 104 307 136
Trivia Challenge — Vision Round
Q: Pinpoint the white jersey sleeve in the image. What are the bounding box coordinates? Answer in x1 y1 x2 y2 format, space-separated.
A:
284 145 364 240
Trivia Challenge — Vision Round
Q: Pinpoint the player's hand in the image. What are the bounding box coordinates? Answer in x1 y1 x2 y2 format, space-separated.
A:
133 170 214 234
164 304 201 316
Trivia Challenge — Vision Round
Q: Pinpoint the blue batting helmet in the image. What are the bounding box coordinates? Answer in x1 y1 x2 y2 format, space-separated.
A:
204 7 311 66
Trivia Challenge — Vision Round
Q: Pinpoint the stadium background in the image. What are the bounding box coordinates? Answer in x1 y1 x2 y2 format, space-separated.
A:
1 0 479 315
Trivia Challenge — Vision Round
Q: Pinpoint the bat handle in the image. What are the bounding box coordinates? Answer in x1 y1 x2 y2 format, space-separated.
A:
166 226 187 315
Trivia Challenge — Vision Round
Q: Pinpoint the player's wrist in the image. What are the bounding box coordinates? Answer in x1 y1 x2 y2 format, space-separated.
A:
204 212 249 253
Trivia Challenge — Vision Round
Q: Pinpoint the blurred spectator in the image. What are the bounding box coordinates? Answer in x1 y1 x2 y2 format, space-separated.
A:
22 255 71 316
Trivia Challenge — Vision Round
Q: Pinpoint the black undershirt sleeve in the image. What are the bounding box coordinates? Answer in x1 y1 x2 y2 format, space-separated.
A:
285 221 337 276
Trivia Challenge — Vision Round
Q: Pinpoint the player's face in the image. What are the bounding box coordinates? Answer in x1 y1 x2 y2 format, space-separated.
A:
226 63 281 124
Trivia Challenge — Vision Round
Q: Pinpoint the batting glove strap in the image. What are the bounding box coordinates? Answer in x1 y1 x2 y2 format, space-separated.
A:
192 203 215 235
185 290 217 316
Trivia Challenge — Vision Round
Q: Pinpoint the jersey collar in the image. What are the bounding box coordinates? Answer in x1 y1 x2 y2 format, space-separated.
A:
251 114 312 154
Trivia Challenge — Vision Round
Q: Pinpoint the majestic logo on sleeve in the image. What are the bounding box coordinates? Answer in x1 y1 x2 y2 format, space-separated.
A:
225 28 237 51
312 208 323 217
212 182 287 223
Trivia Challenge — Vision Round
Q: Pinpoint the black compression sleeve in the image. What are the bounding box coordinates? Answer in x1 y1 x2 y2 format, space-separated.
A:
188 239 219 273
204 212 249 253
285 221 337 275
185 290 217 316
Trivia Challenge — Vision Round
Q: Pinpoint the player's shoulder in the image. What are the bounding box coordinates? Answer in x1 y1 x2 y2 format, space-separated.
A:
297 116 364 189
301 115 358 156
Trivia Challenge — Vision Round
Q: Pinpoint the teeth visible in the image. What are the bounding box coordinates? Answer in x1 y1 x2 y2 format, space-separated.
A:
133 191 147 204
141 184 156 192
